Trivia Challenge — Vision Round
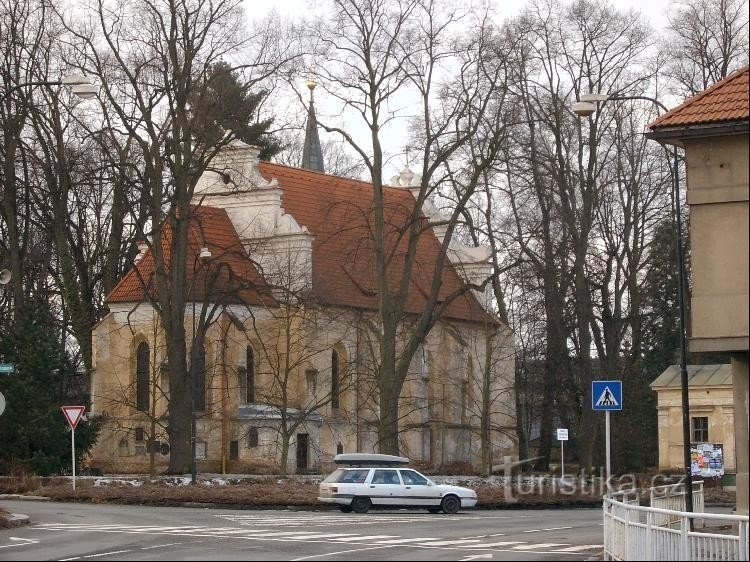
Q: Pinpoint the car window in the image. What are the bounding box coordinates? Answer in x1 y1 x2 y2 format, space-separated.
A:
339 469 370 484
322 469 345 484
371 469 401 485
399 470 429 485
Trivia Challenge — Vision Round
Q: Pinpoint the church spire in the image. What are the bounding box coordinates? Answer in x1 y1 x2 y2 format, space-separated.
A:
301 78 325 173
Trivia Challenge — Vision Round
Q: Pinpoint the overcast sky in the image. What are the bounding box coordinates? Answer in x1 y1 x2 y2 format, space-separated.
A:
246 0 676 176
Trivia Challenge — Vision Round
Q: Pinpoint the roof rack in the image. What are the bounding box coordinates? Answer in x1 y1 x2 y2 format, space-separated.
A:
334 453 410 467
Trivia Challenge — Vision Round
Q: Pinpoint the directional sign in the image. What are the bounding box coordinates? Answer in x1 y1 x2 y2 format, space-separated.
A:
592 380 622 411
556 428 569 441
0 392 5 416
61 405 86 429
0 363 14 374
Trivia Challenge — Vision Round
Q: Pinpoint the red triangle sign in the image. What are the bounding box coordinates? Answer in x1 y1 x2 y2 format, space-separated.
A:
62 406 86 429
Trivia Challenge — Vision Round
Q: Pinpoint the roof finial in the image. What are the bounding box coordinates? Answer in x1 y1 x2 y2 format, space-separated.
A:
301 70 325 173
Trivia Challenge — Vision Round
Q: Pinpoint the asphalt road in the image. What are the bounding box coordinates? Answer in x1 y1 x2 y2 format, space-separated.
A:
0 500 604 561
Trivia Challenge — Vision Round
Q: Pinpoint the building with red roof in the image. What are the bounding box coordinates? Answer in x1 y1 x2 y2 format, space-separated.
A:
90 135 516 475
648 65 749 516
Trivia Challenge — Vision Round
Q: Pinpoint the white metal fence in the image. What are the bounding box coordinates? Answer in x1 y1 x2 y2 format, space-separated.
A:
603 494 749 561
650 481 705 527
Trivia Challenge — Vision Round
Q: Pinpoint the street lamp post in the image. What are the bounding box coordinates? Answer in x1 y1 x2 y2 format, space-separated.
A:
190 246 212 485
573 93 694 514
0 74 98 105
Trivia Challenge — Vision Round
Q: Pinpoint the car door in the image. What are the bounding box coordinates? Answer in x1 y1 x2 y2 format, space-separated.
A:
399 469 442 506
368 469 404 506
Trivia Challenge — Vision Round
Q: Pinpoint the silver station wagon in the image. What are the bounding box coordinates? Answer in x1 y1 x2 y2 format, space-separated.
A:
318 453 478 514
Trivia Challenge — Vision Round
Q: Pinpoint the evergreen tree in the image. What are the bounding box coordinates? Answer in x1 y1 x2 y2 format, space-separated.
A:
0 302 99 475
190 61 281 159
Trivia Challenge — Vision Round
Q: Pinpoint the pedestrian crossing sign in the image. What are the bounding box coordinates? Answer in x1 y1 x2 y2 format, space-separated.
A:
592 380 622 411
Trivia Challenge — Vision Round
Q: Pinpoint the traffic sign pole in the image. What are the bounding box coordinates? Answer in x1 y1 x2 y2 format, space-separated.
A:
605 410 611 492
71 425 76 492
561 439 564 479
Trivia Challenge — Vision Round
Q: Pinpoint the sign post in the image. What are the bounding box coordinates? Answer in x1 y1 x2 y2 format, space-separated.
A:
0 391 5 416
592 381 622 494
61 406 85 492
556 428 569 478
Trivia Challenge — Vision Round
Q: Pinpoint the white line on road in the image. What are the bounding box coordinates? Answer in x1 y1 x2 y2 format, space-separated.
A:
459 555 494 561
465 541 526 548
330 535 400 542
521 526 573 533
418 539 485 546
292 544 399 561
513 543 570 550
60 550 133 560
140 542 182 550
550 544 604 552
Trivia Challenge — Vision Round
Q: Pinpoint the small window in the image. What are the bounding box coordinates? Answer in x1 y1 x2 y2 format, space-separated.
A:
135 427 145 442
246 346 255 403
692 417 709 442
306 368 318 396
118 438 130 456
230 440 239 460
247 427 259 448
336 442 344 455
196 441 207 460
331 350 340 409
136 342 150 412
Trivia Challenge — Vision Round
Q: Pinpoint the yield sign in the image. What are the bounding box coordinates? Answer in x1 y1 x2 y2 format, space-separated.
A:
61 406 86 429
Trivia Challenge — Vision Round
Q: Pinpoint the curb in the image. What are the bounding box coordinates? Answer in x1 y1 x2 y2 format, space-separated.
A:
0 513 31 528
0 494 51 501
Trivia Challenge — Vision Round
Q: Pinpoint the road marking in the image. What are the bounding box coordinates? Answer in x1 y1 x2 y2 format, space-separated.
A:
375 537 438 544
292 544 399 560
513 543 569 550
61 550 133 560
465 541 526 548
331 535 399 542
460 555 494 561
418 539 484 546
550 544 604 552
140 543 182 550
0 538 40 550
522 526 572 533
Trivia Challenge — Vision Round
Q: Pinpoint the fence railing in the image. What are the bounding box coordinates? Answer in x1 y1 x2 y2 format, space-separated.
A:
603 494 749 561
650 481 705 527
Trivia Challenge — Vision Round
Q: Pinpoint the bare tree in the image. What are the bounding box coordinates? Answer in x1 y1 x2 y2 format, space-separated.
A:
306 0 513 455
665 0 749 96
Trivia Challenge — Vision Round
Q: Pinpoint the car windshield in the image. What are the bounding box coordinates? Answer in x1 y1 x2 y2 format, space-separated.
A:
323 469 369 484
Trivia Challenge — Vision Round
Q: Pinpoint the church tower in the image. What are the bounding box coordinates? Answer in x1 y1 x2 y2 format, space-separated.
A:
301 78 325 173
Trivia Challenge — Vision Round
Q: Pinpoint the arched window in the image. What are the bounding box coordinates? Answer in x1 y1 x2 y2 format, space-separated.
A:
331 349 340 409
136 342 150 412
246 346 255 403
247 427 259 448
336 442 344 455
194 345 206 411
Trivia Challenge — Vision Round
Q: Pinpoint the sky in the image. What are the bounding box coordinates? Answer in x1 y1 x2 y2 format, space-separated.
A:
244 0 677 177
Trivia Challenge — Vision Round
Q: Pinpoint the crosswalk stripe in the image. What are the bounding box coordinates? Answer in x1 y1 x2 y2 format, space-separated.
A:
331 535 400 542
551 544 603 552
465 541 526 548
418 539 484 546
376 538 439 544
513 543 569 550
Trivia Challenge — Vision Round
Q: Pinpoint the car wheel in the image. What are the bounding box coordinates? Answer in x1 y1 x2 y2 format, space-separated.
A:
339 505 353 513
440 495 461 514
427 507 441 514
351 496 371 514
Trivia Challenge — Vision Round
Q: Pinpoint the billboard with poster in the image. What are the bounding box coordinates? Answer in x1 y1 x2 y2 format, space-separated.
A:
691 443 724 478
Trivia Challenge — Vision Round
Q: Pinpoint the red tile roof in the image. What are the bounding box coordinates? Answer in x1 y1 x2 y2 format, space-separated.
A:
650 66 749 129
260 162 491 323
107 206 273 306
107 164 491 324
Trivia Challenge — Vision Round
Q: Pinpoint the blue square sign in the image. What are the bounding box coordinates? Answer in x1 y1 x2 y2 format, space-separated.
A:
592 380 622 411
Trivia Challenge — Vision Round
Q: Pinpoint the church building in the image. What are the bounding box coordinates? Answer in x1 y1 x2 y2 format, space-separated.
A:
88 86 517 474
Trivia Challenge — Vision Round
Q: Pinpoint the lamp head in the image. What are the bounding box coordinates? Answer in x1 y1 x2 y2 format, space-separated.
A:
572 101 596 117
71 83 98 100
199 247 212 260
